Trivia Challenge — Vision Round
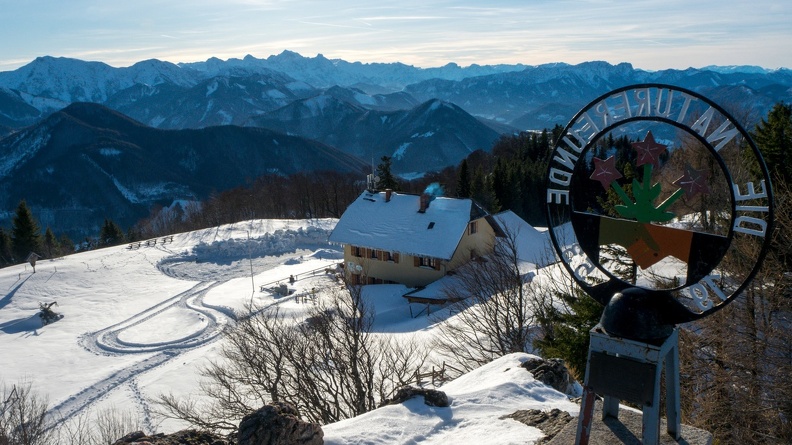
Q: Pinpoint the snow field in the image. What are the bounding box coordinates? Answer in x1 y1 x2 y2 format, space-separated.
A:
0 218 580 444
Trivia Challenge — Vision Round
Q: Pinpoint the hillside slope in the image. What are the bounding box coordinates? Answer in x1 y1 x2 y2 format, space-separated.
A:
0 103 367 236
250 96 500 173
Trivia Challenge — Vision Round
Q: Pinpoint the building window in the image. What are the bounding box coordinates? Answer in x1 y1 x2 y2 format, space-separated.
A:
383 251 400 263
351 245 363 257
414 256 439 269
469 221 478 235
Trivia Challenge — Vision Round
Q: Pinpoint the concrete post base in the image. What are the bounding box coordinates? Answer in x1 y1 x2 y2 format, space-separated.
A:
546 401 712 445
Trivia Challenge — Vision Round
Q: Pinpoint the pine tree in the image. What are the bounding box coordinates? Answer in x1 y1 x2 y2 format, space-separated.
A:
99 218 125 247
126 226 143 243
470 166 497 211
0 227 13 266
58 234 75 255
539 128 551 155
11 200 42 262
534 288 603 379
752 102 792 185
375 156 400 191
456 159 471 198
43 227 59 258
751 102 792 269
490 158 521 214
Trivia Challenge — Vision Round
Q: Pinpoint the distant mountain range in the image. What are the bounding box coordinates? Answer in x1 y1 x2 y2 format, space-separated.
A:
1 51 791 236
2 52 790 132
248 94 499 173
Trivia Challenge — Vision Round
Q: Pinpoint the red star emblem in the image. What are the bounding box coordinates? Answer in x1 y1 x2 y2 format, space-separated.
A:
673 164 710 198
631 131 667 168
590 156 623 190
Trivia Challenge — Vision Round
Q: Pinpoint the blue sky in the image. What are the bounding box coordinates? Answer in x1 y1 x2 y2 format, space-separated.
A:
1 0 790 72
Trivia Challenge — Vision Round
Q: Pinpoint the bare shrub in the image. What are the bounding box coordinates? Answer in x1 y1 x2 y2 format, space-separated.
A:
55 406 142 445
678 179 792 444
0 381 54 445
433 226 557 372
156 283 427 431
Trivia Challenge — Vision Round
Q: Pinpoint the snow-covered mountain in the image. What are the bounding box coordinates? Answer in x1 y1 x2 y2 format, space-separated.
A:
249 95 500 173
106 71 317 129
405 61 792 125
180 50 529 91
700 65 771 75
1 51 791 237
0 95 495 238
0 103 367 237
0 51 525 121
0 87 44 130
1 51 789 133
0 56 197 104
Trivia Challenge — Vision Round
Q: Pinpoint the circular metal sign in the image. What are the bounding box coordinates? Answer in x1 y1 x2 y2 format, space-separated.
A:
545 84 774 323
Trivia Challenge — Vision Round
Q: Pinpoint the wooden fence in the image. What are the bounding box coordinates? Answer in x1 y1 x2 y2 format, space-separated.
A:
412 361 465 386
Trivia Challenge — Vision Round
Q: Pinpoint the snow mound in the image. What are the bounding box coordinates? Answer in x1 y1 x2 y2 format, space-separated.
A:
192 226 330 260
323 353 579 445
306 248 344 260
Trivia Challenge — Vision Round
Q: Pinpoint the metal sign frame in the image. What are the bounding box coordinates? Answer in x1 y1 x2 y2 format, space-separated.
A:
545 83 774 325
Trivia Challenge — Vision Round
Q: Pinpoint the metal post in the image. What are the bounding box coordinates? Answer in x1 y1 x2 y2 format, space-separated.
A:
575 386 597 445
575 326 680 445
665 338 681 440
247 230 255 296
602 395 619 419
642 362 663 445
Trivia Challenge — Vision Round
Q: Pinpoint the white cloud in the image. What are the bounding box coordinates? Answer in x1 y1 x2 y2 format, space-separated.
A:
0 0 790 70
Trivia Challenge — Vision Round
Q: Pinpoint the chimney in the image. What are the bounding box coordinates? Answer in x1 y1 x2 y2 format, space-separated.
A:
418 193 430 213
385 189 392 202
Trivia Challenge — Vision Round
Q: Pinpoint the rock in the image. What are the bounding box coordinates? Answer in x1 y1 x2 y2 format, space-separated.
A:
379 386 450 408
112 429 230 445
237 402 323 445
113 431 147 444
503 408 573 444
521 357 576 395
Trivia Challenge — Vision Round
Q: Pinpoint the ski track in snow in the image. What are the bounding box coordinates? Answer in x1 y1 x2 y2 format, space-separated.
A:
44 229 331 429
81 281 232 355
46 349 177 428
49 279 234 427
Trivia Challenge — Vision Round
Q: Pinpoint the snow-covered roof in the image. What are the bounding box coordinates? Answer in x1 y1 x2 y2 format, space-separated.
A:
404 272 466 302
492 210 554 267
405 255 537 303
329 190 476 260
